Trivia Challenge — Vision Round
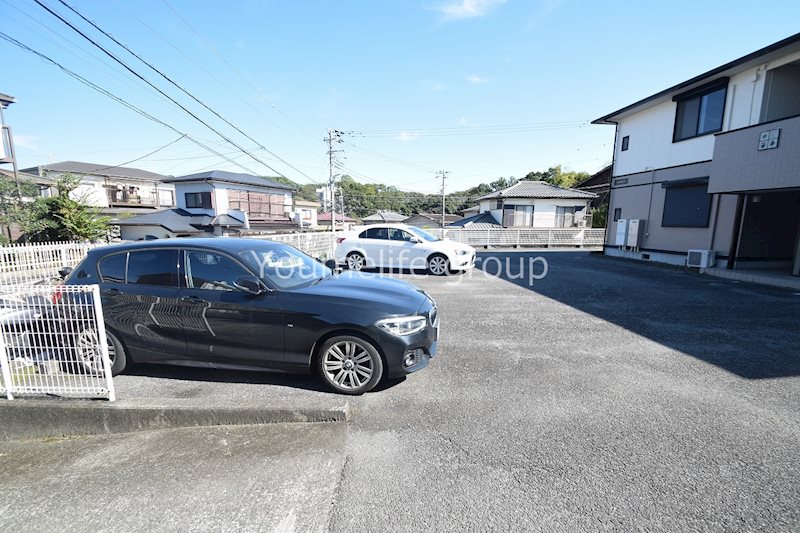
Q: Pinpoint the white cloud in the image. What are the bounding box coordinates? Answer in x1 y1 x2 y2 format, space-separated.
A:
466 74 491 84
437 0 506 20
396 131 420 142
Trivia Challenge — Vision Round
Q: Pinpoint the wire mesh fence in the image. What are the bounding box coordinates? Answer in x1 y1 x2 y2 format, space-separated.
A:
0 284 115 401
0 241 102 287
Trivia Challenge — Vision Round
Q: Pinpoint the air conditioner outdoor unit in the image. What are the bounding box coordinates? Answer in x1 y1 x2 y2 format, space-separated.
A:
687 249 716 268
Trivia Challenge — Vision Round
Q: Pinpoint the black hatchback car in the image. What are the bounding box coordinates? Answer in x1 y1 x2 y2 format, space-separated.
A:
64 238 439 394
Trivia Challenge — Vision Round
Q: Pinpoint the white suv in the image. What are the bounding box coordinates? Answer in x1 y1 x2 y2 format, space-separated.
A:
334 224 476 275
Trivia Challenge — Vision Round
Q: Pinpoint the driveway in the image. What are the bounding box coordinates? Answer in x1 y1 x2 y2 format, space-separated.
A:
9 251 800 531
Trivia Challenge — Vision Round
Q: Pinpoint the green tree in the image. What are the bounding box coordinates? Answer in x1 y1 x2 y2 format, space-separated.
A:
522 165 589 189
34 173 111 242
591 203 607 228
0 174 53 242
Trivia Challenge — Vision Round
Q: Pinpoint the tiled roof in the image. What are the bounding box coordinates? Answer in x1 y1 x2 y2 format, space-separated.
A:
164 170 295 191
477 181 597 201
112 208 209 233
318 211 356 222
447 211 501 229
362 210 406 222
0 168 55 185
22 161 167 181
413 213 463 224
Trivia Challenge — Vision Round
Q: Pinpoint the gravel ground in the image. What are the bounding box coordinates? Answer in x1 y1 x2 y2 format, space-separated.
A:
59 252 800 531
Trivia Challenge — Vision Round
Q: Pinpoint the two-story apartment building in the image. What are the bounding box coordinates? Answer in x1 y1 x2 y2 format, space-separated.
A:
594 33 800 277
20 161 176 215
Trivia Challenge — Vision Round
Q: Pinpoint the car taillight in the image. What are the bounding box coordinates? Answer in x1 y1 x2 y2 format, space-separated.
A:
336 237 346 244
51 285 65 304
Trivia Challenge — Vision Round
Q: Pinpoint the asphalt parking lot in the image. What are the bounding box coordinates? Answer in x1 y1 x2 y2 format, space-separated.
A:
6 251 800 532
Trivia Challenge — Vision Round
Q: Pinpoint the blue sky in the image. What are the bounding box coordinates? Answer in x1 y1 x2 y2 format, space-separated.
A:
2 0 799 194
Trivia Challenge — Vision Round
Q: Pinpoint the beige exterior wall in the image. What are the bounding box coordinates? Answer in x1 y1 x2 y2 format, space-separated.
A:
606 161 738 258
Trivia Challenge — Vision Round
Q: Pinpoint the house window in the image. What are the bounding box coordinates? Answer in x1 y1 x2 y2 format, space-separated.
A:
159 189 175 206
490 199 503 210
503 205 534 227
613 208 622 222
673 80 727 142
621 136 630 151
185 192 212 209
661 181 712 228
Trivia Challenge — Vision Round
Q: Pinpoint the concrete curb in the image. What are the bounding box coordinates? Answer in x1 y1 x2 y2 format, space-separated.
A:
0 399 351 440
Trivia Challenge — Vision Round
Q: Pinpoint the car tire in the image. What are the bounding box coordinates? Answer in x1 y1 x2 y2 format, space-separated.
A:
73 327 127 376
346 252 365 271
427 253 450 276
317 335 383 395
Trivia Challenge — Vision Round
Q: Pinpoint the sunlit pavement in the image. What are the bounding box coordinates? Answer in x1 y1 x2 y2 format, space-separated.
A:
9 251 800 532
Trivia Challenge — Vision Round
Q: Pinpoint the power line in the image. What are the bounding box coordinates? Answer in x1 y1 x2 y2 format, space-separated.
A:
0 31 259 175
80 135 186 174
55 0 317 184
159 0 321 147
111 0 318 159
32 0 301 181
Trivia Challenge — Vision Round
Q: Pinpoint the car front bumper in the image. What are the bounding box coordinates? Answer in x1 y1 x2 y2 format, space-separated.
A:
374 299 439 378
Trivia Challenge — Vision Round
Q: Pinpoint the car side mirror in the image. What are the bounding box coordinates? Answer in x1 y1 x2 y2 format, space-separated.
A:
324 259 338 270
233 275 265 295
58 266 73 280
410 237 421 243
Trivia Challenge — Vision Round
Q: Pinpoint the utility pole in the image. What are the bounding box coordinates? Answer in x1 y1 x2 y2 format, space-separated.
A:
437 170 449 228
326 129 344 232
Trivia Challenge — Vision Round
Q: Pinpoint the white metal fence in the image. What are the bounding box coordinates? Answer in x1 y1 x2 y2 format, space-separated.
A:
432 228 605 248
245 231 338 259
0 284 115 401
0 241 102 287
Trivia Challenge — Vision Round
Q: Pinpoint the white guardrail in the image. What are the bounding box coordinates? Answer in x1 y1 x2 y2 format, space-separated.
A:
432 228 606 248
0 284 115 401
0 241 103 286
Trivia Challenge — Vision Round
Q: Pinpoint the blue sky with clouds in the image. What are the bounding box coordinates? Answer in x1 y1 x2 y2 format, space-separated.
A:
2 0 799 193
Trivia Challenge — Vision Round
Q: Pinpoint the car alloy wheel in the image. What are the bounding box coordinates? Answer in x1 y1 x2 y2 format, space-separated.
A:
347 253 365 271
428 255 449 276
320 337 382 394
76 328 116 375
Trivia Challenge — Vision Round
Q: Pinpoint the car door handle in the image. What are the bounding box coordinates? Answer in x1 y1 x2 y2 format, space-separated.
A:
180 295 207 304
101 288 120 295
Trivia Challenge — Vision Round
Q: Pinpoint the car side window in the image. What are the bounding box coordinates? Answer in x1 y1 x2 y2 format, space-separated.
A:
98 253 127 284
186 251 251 291
364 227 389 239
389 229 414 241
127 250 180 287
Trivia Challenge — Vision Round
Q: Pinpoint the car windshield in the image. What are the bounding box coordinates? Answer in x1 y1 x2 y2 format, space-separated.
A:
238 243 331 290
407 226 440 242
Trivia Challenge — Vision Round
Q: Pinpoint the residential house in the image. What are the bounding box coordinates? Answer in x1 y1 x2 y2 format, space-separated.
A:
403 212 463 228
362 211 407 225
454 181 596 229
115 170 297 240
317 211 356 231
0 168 56 197
593 32 800 278
461 205 480 217
164 170 296 232
20 160 175 216
293 199 320 228
575 165 612 210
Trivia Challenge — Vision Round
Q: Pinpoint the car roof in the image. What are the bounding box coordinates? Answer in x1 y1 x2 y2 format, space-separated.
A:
352 223 413 231
87 237 284 256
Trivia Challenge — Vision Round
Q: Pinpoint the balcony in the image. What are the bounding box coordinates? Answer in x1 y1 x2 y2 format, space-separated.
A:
105 185 175 208
708 114 800 194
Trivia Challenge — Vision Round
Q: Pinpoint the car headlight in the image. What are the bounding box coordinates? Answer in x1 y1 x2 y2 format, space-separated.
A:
376 315 427 336
455 250 469 255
